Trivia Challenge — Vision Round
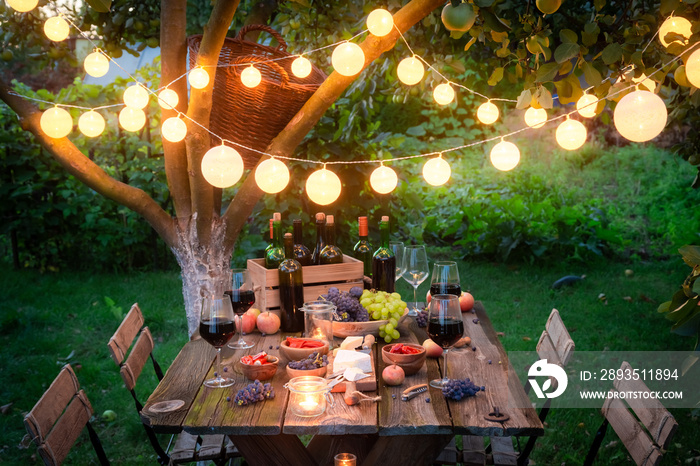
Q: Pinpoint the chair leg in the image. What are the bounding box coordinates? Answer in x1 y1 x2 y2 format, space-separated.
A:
583 419 609 466
86 421 110 466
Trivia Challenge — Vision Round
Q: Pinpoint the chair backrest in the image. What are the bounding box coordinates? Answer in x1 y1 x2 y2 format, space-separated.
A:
107 303 144 366
536 308 575 367
602 361 678 466
24 365 108 466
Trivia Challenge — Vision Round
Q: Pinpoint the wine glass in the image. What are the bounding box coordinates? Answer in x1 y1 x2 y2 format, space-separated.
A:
200 295 236 388
427 294 464 389
227 268 255 350
430 261 461 297
389 241 405 282
402 245 429 316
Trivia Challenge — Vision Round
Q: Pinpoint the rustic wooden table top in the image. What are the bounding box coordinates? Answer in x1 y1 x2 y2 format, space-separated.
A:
141 301 543 465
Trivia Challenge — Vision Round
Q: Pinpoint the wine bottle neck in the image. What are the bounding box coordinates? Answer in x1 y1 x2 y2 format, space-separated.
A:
293 221 303 244
284 235 294 258
326 223 336 246
273 220 283 247
379 220 390 248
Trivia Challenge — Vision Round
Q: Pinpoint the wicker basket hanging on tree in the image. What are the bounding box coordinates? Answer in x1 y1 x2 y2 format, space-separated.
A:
187 25 327 168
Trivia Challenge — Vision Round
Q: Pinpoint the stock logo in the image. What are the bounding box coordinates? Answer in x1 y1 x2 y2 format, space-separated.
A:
528 359 568 399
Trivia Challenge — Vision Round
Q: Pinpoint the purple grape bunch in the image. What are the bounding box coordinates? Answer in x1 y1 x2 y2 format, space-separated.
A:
442 378 484 401
233 380 275 406
288 352 328 370
321 286 370 323
415 309 428 328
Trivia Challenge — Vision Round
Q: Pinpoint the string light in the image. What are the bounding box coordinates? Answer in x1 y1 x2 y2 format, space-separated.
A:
433 83 455 105
331 42 365 76
201 144 244 188
241 65 262 88
423 156 450 186
555 117 587 151
490 139 520 171
255 158 290 194
366 9 394 37
6 0 38 12
477 101 499 125
306 167 342 205
78 110 105 137
161 116 187 142
686 49 700 88
659 16 692 48
397 56 424 85
524 107 547 128
291 56 312 78
369 164 398 194
123 83 149 109
119 107 146 132
84 51 109 78
613 89 667 142
188 67 210 89
157 88 179 110
576 94 599 118
44 16 70 42
40 107 72 139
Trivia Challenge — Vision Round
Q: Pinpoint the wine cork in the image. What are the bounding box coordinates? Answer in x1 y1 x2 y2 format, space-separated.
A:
381 215 389 222
284 232 292 239
326 215 334 224
315 212 325 222
273 212 281 221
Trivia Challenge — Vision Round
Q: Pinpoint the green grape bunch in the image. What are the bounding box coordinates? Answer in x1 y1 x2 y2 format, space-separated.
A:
359 289 407 343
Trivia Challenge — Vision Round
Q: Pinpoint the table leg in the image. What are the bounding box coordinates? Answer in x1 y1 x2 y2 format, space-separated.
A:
306 434 378 466
361 434 454 466
228 433 318 466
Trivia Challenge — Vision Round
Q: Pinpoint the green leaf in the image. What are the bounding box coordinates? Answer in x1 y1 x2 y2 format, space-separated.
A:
594 0 606 11
86 0 111 13
680 245 700 267
601 43 623 65
681 354 698 376
488 67 504 86
481 9 510 33
582 62 602 86
406 125 426 137
536 62 560 83
554 43 580 64
474 0 495 6
536 86 553 109
660 0 681 15
516 89 532 109
560 29 578 44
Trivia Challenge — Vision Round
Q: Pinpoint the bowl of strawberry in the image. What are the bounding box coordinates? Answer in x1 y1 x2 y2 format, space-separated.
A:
239 351 278 381
381 343 426 375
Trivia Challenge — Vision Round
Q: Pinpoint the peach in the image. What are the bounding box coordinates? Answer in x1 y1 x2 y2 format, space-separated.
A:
246 308 261 319
422 338 443 358
459 292 475 312
256 311 281 335
240 312 256 334
382 364 405 386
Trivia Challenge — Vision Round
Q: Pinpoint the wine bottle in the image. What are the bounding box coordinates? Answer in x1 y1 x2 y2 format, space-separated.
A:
310 212 326 265
264 212 285 269
292 219 312 266
353 216 373 278
263 218 273 255
372 215 396 292
320 215 343 264
278 232 305 332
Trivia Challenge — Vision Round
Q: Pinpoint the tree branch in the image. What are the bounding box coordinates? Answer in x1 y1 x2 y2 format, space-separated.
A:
221 0 444 249
0 80 177 247
185 0 241 244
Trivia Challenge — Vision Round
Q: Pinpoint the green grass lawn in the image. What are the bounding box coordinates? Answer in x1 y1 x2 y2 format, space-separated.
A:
1 259 699 465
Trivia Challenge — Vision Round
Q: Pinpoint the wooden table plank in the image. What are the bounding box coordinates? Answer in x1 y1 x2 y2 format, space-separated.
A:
446 302 544 437
141 338 216 434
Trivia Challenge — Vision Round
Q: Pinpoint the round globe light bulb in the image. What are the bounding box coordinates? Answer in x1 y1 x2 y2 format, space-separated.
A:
255 158 290 194
306 168 342 205
84 51 109 78
423 157 451 186
556 118 587 151
524 107 547 128
477 101 499 125
433 83 455 105
119 107 146 132
44 16 70 42
576 94 599 118
686 48 700 88
659 16 692 48
241 65 262 88
490 140 521 171
40 107 72 139
7 0 38 12
331 42 365 77
188 67 210 89
370 165 398 194
291 56 312 78
613 89 667 143
201 145 244 189
157 88 179 110
123 84 149 109
161 117 187 143
367 9 394 37
78 111 105 138
397 56 425 86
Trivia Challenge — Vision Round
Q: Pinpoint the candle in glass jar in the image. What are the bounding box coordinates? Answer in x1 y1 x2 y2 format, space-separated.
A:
299 395 319 413
334 453 357 466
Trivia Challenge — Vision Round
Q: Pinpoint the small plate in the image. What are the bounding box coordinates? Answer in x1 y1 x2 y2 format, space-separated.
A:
147 400 185 413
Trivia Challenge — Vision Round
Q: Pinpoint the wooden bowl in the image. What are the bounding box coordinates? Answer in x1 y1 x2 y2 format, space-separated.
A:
286 364 328 379
333 308 410 338
279 338 329 361
381 343 426 376
239 356 279 381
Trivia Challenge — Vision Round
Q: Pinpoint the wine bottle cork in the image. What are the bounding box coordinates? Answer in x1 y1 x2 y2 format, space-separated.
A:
381 215 389 222
273 212 281 221
315 212 325 222
326 214 334 224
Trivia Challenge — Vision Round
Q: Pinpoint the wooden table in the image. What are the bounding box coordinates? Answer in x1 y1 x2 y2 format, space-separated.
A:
141 302 543 466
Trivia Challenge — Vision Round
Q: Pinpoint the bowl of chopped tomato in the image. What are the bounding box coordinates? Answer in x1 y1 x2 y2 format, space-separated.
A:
381 343 426 375
239 352 279 381
280 337 329 361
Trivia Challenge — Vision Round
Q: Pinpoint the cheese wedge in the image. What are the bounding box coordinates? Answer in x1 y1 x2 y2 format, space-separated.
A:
339 336 363 351
333 349 372 373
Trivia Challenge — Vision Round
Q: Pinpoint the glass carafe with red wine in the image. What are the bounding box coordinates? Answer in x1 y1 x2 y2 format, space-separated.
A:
279 233 305 332
265 212 284 269
427 294 464 389
310 212 326 265
292 219 312 266
200 295 236 388
430 261 461 297
226 268 255 350
320 215 343 264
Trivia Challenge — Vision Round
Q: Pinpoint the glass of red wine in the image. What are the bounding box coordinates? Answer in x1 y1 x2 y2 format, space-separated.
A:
200 295 236 388
430 261 461 297
226 268 255 350
427 294 464 389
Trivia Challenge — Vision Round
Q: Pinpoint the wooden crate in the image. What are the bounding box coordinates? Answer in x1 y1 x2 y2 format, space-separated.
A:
247 256 364 316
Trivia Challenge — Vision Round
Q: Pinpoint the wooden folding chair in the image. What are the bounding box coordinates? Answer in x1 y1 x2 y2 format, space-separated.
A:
583 361 678 466
24 364 110 465
108 303 239 465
